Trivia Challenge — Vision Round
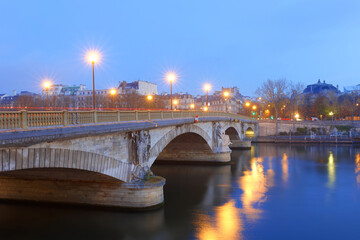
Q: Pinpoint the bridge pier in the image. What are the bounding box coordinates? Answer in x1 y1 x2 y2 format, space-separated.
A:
229 140 251 149
0 169 165 209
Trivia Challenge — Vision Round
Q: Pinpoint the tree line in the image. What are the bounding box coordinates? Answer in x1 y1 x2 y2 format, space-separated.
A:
253 78 359 121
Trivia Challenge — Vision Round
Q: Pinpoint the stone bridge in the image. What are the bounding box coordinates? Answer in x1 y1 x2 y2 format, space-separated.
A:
0 110 258 209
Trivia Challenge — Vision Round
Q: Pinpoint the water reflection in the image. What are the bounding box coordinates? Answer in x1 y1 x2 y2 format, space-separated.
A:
328 151 336 188
194 155 275 239
282 153 289 183
355 153 360 186
1 145 360 239
239 157 274 221
195 200 242 240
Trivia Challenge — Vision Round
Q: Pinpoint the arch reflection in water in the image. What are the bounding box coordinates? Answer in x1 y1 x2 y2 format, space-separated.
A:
194 156 275 239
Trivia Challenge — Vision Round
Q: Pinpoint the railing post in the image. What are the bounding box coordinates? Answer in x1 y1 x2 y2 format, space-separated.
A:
171 111 174 119
117 111 121 123
135 111 139 121
20 110 28 129
161 111 164 119
93 110 98 124
148 110 151 120
62 110 68 126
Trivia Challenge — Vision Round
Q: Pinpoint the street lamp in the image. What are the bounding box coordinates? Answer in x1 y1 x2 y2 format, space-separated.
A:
190 103 195 110
173 99 178 110
43 81 51 109
245 102 250 107
223 91 229 113
329 111 334 121
147 95 153 109
167 73 176 110
204 84 211 109
109 89 117 109
203 106 208 111
87 51 100 109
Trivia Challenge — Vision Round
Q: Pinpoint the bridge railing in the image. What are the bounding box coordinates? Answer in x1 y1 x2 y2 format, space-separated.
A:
0 110 253 130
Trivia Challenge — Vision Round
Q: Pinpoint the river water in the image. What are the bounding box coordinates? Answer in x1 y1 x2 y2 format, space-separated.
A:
1 144 360 239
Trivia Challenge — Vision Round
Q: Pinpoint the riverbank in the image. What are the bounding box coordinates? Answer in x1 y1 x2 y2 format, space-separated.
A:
254 135 353 144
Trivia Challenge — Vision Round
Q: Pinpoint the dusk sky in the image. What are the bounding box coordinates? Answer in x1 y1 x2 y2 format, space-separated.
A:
1 0 360 96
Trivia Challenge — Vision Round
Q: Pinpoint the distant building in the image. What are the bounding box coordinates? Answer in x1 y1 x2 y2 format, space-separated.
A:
344 84 360 94
61 84 86 96
168 93 195 110
206 96 240 113
1 91 40 107
213 87 242 99
303 79 340 95
76 88 118 108
118 80 158 95
42 84 86 97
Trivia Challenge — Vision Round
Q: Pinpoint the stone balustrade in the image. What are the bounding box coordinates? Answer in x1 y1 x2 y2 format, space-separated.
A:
0 110 251 130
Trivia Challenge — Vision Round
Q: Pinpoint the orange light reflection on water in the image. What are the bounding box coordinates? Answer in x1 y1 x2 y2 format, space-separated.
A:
194 157 275 239
355 153 360 186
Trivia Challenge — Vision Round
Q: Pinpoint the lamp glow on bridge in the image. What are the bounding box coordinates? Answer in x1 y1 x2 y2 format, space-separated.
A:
86 50 101 110
245 102 250 107
110 89 117 95
147 95 153 109
109 88 117 108
252 105 257 110
43 80 52 109
204 84 211 108
167 72 176 110
190 104 195 109
203 106 208 111
223 91 230 113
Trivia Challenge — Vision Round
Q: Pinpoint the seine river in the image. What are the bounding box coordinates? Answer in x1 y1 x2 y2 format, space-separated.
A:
1 144 360 239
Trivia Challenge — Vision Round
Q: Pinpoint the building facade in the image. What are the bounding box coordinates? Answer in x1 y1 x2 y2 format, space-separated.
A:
118 80 158 95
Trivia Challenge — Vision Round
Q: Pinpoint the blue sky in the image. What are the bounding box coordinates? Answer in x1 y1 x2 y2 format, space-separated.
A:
1 0 360 96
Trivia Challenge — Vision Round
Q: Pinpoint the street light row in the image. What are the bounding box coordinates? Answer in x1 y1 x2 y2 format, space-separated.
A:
42 50 229 111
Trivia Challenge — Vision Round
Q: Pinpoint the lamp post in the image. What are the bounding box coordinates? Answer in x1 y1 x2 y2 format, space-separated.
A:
109 89 117 109
173 100 178 110
87 51 99 109
329 111 334 121
190 103 195 110
223 91 229 112
147 95 153 109
252 105 257 118
204 84 211 110
43 81 51 110
167 73 176 110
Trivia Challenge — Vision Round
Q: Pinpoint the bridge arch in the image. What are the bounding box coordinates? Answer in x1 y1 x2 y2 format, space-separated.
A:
245 127 255 139
149 124 212 165
224 126 241 142
0 148 134 182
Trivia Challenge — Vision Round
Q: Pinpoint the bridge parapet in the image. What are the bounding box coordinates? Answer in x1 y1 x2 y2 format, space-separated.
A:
0 110 252 131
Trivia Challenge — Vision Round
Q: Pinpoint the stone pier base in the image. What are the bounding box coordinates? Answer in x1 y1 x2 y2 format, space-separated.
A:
0 169 165 209
229 140 251 149
156 150 231 163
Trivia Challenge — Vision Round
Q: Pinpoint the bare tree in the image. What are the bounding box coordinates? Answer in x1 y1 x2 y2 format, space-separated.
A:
289 81 304 119
256 78 288 135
